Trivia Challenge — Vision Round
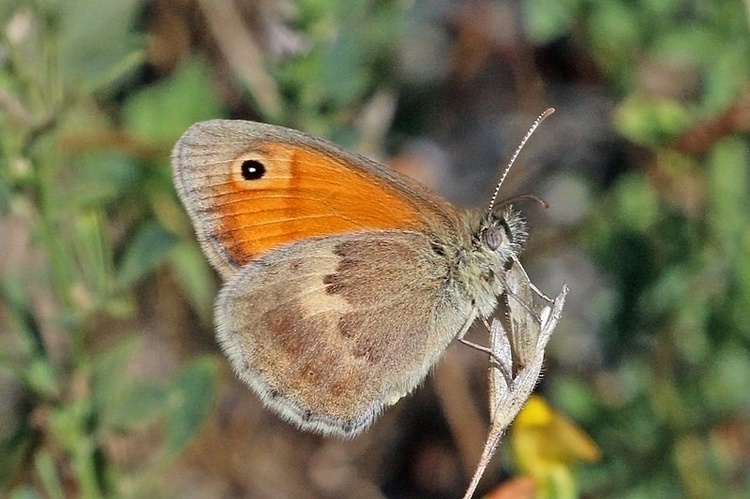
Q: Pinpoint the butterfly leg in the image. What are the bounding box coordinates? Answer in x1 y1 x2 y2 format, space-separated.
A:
456 318 513 386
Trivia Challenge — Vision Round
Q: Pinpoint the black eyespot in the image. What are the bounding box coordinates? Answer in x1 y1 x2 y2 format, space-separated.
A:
430 242 446 257
241 159 266 180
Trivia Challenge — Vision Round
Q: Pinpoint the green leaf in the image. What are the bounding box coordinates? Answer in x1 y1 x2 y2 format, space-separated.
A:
0 277 46 361
91 338 141 415
102 381 168 431
116 223 179 288
47 401 90 452
613 96 691 145
651 24 718 64
588 1 642 75
34 450 64 499
319 30 369 108
706 138 749 254
701 346 750 413
24 357 59 398
524 0 578 43
704 43 750 112
169 241 216 325
123 58 224 145
58 0 142 87
164 357 217 455
68 153 139 207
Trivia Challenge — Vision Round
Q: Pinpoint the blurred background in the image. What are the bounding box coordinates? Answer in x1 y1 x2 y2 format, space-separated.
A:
1 0 749 497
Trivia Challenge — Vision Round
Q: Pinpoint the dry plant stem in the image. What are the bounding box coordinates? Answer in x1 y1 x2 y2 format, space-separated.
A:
354 88 399 157
196 0 283 119
672 88 750 155
462 280 568 499
434 350 495 479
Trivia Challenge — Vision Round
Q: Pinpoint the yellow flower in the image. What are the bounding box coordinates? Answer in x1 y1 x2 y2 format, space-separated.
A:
510 395 600 498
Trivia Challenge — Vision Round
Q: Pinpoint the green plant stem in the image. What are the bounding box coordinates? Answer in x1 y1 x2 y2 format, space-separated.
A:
73 436 101 499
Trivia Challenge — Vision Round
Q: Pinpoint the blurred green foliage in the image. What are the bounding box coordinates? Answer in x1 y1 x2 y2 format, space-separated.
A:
1 0 749 497
0 1 220 496
526 1 750 497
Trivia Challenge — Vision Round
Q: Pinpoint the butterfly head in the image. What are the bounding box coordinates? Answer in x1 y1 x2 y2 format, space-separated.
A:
449 206 526 319
481 206 527 262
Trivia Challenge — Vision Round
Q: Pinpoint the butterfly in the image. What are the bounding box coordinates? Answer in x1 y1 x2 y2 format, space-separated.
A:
171 109 553 437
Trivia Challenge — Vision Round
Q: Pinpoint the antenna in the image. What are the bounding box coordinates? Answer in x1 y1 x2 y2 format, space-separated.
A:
487 108 555 213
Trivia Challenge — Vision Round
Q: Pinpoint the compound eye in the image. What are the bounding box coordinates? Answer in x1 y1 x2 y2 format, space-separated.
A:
483 226 507 250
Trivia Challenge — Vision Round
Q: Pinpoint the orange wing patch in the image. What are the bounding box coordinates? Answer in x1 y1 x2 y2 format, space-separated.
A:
173 120 460 278
198 142 427 266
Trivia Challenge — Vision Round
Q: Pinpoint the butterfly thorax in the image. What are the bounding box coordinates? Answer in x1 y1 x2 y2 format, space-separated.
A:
447 208 527 319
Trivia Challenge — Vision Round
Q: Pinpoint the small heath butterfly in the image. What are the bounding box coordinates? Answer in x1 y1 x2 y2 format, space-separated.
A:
171 109 553 437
